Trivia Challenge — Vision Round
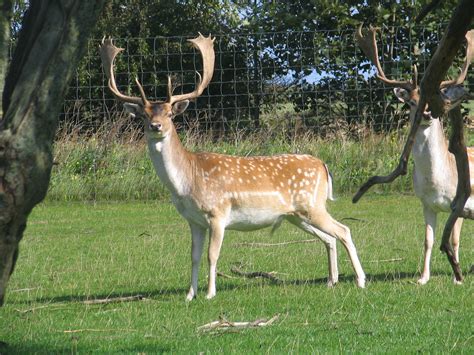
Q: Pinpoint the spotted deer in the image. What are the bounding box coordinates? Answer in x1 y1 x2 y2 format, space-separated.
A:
99 34 366 301
356 26 474 285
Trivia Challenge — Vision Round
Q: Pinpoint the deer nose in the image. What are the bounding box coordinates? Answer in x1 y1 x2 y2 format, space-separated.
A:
149 123 162 131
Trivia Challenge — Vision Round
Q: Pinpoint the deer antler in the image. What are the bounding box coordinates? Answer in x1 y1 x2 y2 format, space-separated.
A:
355 25 416 91
99 37 149 106
100 34 215 106
440 29 474 88
167 33 215 105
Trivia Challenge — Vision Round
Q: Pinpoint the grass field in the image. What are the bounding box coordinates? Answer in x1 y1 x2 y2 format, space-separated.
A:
0 194 472 353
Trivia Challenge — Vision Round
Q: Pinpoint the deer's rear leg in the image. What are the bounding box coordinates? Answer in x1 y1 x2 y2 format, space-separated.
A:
289 216 339 287
307 210 366 288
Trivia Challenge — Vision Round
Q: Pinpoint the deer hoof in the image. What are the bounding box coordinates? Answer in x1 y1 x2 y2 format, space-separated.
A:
185 289 196 302
356 278 366 288
417 277 429 285
205 292 216 300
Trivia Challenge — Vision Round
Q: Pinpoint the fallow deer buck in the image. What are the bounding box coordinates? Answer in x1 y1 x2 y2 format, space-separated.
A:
356 26 474 285
99 34 366 300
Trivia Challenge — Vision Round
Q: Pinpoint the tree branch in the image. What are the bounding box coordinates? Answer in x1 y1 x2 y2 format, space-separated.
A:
352 99 425 203
440 106 470 282
416 0 443 23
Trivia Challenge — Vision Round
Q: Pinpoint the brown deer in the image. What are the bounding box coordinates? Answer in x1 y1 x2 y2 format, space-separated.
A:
356 26 474 285
99 34 366 301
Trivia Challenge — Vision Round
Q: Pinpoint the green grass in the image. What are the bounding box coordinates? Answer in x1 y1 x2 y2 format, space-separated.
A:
1 195 472 353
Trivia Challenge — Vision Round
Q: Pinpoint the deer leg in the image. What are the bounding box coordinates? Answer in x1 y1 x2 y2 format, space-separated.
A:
308 211 366 288
186 223 206 301
206 218 225 300
451 217 463 285
418 207 436 285
322 215 365 288
289 216 339 287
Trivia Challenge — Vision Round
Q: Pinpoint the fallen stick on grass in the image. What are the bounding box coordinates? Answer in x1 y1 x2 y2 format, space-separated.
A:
233 239 319 247
63 328 137 334
15 304 63 314
10 287 41 293
82 294 146 305
198 314 280 332
230 265 282 283
217 271 238 279
366 258 403 263
344 257 403 263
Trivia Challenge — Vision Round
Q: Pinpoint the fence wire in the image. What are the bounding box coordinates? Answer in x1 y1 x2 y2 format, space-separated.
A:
62 25 472 137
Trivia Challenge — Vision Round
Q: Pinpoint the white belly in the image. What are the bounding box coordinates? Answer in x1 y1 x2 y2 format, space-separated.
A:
226 207 283 231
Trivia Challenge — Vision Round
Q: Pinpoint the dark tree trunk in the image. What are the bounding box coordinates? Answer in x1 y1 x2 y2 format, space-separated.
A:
441 106 470 281
0 0 105 306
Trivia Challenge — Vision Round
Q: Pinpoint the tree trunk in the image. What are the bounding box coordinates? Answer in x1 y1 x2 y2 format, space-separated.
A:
441 106 470 281
0 0 105 306
0 1 12 121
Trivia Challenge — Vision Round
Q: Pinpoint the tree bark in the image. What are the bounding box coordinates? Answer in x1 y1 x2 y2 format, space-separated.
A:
0 1 13 121
0 0 105 306
441 106 470 282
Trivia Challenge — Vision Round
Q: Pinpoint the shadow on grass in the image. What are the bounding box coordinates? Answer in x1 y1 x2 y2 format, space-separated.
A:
13 283 241 305
272 269 454 286
0 341 63 355
0 340 171 354
12 269 460 306
13 287 188 305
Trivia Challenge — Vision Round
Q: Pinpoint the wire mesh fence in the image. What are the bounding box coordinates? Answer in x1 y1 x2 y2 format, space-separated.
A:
62 24 472 138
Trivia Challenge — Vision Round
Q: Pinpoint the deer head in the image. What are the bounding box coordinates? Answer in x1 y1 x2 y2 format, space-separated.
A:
355 25 474 119
99 33 215 138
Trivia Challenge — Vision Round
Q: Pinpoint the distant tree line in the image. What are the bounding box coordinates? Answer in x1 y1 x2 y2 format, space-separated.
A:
11 1 469 134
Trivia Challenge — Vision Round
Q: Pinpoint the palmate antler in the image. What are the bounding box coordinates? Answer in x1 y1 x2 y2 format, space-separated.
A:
99 37 147 105
99 33 215 106
440 29 474 88
167 33 215 104
355 24 417 91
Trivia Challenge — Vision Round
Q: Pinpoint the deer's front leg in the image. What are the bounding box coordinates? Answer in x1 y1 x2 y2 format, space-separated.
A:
206 218 225 300
186 223 206 302
418 207 436 285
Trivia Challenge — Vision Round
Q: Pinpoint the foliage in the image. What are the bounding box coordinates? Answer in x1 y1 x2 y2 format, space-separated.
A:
0 196 472 352
26 0 468 134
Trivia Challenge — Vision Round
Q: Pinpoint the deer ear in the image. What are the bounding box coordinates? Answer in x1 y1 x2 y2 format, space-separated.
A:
172 100 190 116
441 85 467 102
393 88 410 103
123 103 143 118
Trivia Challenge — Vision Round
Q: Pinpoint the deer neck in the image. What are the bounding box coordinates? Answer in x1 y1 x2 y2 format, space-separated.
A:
145 126 194 197
412 117 455 178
